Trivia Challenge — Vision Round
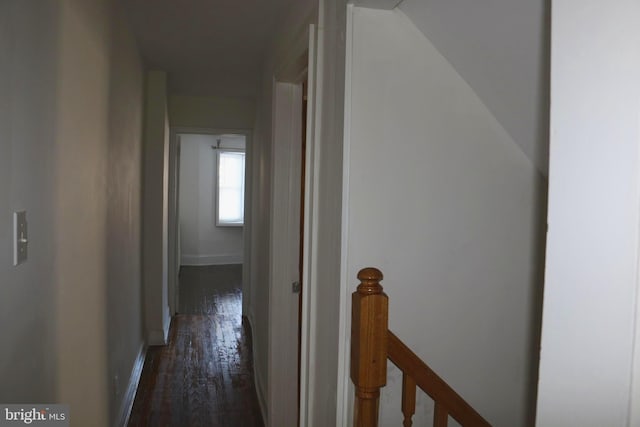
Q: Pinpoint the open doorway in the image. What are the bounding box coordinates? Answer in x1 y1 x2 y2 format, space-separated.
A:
175 133 246 314
168 129 252 316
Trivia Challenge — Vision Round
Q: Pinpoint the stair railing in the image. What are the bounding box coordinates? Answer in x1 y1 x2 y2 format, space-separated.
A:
350 268 492 427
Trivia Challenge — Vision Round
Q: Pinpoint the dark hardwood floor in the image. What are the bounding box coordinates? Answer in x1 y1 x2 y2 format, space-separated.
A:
178 264 243 315
128 264 264 427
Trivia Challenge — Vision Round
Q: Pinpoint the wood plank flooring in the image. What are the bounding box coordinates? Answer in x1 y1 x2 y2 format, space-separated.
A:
178 264 243 315
128 265 264 427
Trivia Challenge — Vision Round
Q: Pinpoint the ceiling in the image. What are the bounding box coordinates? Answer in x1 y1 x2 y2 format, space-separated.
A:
120 0 296 98
120 0 549 174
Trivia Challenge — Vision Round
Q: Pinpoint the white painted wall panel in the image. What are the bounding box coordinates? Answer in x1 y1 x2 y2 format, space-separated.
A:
536 1 640 425
399 0 550 175
344 8 546 426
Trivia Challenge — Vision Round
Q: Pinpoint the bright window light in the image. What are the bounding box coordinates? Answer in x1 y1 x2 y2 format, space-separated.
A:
217 151 245 226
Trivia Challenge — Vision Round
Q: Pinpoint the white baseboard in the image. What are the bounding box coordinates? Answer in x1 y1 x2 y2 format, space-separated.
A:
147 308 171 346
180 253 243 266
246 314 267 424
147 329 167 346
163 305 171 340
116 343 146 427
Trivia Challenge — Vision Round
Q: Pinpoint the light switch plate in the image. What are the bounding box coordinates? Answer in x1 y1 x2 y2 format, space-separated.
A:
13 211 27 266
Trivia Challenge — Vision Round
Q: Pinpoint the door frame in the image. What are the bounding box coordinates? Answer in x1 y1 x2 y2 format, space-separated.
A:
267 23 319 427
268 81 304 427
299 24 319 427
167 127 253 316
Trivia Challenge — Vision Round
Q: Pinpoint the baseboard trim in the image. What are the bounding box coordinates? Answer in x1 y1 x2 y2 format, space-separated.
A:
245 314 267 424
116 343 146 427
180 253 243 266
147 329 168 346
163 305 171 341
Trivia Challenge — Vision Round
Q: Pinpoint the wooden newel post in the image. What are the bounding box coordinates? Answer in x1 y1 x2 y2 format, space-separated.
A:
351 267 388 427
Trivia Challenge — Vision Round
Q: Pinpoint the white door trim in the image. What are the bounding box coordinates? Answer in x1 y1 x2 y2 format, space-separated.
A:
268 81 303 427
337 6 355 426
299 23 319 427
266 20 319 427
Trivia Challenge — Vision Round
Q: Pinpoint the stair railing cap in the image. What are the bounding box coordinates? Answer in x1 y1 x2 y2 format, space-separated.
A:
357 267 384 294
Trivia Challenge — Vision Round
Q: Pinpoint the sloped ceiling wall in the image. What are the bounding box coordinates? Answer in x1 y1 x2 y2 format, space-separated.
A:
398 0 550 175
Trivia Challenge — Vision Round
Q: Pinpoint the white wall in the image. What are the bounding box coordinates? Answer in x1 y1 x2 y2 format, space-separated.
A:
0 1 146 425
398 0 550 175
343 8 546 426
179 134 244 265
169 95 255 130
142 71 171 345
536 1 640 426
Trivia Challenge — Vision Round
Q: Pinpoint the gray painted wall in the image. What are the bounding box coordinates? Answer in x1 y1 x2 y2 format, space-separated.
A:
106 4 145 423
0 0 59 404
0 0 146 425
169 95 256 130
142 70 171 345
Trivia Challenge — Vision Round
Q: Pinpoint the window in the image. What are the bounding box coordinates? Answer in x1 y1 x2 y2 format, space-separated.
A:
217 150 245 226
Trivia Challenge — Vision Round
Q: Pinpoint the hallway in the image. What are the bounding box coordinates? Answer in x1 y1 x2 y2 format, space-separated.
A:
128 266 263 427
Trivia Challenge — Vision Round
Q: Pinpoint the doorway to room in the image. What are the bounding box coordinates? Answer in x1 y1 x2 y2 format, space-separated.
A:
176 132 246 312
172 132 247 313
